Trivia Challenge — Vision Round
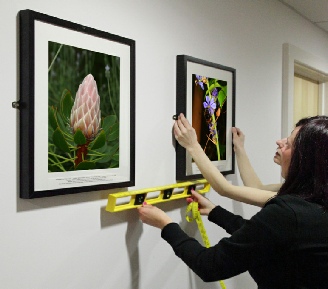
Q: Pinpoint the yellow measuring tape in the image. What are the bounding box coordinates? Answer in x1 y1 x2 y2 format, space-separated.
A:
186 201 227 289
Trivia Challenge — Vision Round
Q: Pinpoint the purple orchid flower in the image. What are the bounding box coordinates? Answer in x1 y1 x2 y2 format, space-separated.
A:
195 75 205 90
203 95 216 115
211 88 218 97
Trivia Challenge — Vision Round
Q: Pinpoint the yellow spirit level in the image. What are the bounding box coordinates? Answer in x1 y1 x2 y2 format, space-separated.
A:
106 179 210 212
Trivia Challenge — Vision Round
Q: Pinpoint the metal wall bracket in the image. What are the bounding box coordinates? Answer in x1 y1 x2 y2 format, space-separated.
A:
12 101 20 109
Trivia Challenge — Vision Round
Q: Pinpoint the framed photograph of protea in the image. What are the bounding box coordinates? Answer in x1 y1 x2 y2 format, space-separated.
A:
18 9 135 198
176 55 235 180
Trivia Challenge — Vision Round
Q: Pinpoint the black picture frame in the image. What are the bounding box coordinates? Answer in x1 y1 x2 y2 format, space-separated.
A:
176 55 235 180
18 9 135 198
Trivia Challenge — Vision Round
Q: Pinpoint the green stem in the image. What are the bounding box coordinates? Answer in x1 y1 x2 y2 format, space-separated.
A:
211 114 220 161
48 161 66 172
107 77 117 117
48 151 75 171
48 154 67 172
206 80 220 161
48 151 75 163
48 44 63 73
75 143 89 167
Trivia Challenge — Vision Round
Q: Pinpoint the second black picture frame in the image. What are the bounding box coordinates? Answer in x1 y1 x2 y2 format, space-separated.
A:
176 55 236 180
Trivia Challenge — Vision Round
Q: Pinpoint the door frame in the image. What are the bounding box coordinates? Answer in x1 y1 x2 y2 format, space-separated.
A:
282 43 328 137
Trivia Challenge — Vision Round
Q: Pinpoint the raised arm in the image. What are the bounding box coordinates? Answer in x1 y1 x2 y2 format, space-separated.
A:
173 114 276 207
232 127 281 192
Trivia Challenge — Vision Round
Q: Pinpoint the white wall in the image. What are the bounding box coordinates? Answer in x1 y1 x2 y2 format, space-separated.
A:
1 1 328 288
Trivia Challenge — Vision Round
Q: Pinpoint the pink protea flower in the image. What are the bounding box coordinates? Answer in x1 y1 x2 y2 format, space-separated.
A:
70 74 101 140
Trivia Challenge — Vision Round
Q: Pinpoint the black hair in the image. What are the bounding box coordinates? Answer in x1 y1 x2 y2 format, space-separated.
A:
278 118 328 210
295 115 328 127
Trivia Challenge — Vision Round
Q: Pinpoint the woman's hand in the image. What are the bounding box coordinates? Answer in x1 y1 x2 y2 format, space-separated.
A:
138 203 173 229
231 127 245 153
186 190 215 216
173 113 199 152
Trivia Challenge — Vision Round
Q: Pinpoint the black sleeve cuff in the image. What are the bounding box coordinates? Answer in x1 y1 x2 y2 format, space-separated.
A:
161 223 191 246
208 206 246 234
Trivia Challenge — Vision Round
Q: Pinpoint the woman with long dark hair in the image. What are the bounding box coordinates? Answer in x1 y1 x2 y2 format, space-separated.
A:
278 117 328 209
231 115 328 194
138 114 328 288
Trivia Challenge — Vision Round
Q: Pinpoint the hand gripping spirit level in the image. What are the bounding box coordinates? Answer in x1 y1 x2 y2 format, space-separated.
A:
106 179 210 212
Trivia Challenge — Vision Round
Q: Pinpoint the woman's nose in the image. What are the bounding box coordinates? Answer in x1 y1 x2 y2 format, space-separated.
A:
276 138 286 148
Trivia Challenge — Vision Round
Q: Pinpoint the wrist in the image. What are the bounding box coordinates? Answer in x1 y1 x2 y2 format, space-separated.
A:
208 205 219 219
207 204 215 215
160 218 173 230
234 146 246 155
186 142 202 154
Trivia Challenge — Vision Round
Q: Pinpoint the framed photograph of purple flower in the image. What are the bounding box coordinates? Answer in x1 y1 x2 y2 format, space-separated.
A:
176 55 235 180
18 10 135 198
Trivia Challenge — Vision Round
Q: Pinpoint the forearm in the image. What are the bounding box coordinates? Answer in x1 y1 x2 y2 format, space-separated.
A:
161 223 244 281
235 147 263 188
260 183 281 191
187 143 231 195
208 205 246 234
235 147 281 192
188 143 276 207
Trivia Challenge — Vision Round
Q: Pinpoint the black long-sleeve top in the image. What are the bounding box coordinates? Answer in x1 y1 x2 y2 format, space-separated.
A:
161 195 328 289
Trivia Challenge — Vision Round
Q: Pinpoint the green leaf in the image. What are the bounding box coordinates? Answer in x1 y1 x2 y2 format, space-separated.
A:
96 154 112 164
60 89 74 121
49 106 58 130
75 161 96 170
48 164 63 172
218 87 227 108
107 123 119 141
53 128 70 153
102 115 117 135
212 82 223 89
90 130 106 150
56 111 71 136
93 142 108 153
108 130 119 141
109 160 119 168
208 83 221 92
112 153 119 161
48 126 54 143
74 129 86 145
108 143 119 155
95 142 118 163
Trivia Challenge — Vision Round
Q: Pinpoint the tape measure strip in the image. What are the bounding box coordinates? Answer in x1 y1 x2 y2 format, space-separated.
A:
186 202 227 289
